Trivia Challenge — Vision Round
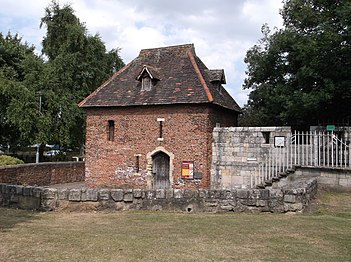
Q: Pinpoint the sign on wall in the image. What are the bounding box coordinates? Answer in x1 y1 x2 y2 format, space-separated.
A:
326 125 336 131
181 161 194 179
274 136 285 147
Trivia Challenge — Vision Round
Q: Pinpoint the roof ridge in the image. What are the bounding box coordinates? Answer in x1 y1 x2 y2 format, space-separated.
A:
140 43 194 53
187 50 214 103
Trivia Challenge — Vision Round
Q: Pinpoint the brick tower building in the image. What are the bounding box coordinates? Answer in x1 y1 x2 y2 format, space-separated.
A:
79 44 241 189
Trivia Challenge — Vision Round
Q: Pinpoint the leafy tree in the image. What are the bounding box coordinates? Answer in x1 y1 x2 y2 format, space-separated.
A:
39 1 124 147
0 1 124 160
0 32 45 146
241 0 351 129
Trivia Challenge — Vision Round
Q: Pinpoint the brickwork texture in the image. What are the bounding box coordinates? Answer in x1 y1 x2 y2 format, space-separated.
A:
0 162 85 186
85 104 237 189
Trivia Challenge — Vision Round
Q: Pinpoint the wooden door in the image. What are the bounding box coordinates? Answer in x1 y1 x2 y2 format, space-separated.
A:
152 152 170 189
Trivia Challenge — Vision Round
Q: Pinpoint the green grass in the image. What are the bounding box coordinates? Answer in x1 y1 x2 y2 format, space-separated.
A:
0 192 350 262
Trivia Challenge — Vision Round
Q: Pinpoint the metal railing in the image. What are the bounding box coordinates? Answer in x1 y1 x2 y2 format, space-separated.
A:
251 131 351 188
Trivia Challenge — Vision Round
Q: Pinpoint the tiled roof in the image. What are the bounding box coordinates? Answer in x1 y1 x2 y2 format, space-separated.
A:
79 44 242 112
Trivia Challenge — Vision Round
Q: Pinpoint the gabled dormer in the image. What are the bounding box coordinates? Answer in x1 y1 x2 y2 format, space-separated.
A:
136 65 160 91
206 69 226 93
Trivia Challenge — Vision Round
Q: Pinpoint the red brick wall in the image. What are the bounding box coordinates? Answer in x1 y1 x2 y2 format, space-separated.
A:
0 162 85 186
85 104 237 189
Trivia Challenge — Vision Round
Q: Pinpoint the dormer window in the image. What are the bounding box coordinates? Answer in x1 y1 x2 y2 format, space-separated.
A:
142 76 152 91
136 65 160 92
206 69 226 93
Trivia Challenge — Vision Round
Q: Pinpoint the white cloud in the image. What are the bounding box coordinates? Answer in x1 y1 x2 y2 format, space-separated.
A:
0 0 284 106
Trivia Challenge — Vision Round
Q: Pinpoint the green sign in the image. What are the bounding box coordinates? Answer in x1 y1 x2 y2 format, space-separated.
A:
326 125 336 131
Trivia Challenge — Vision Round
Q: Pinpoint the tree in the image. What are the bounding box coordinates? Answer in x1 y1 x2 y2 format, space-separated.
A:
0 1 124 158
0 32 45 146
39 1 124 147
242 0 351 129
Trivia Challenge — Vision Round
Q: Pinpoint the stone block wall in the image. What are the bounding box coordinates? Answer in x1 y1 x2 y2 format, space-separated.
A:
0 176 317 212
0 162 85 186
211 127 291 189
295 166 351 190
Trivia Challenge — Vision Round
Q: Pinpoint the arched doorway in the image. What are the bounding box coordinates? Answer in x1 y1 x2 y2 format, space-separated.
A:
152 152 170 189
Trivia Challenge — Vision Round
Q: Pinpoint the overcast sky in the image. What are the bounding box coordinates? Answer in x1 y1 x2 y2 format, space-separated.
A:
0 0 284 106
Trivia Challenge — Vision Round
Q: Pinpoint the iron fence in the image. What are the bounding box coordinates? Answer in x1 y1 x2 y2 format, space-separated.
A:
251 131 351 188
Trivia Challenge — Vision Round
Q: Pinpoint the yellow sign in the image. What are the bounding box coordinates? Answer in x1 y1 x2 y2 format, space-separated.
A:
181 161 194 179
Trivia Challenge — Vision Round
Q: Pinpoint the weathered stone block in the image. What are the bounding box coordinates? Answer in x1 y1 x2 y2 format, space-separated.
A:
205 200 218 207
69 189 81 201
156 189 165 199
284 194 296 203
239 198 256 206
260 189 270 200
99 189 110 201
15 185 23 195
174 189 184 199
10 194 18 203
8 185 16 194
58 188 69 200
0 184 6 194
256 200 267 207
123 189 133 202
220 199 237 208
80 188 87 201
133 189 142 198
237 189 249 199
40 188 58 211
339 178 349 187
145 190 155 200
248 189 260 199
208 190 221 199
270 189 283 198
183 189 195 198
198 189 208 198
23 186 34 196
224 190 236 199
42 188 58 199
284 202 303 212
166 189 174 199
86 189 98 201
111 189 124 201
32 187 43 198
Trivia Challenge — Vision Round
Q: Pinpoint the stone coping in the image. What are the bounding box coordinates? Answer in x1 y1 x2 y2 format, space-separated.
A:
0 176 317 213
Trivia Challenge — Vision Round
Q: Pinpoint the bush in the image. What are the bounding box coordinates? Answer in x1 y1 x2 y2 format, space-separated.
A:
0 155 24 166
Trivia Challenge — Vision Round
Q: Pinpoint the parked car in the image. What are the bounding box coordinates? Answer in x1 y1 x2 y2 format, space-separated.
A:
44 150 65 157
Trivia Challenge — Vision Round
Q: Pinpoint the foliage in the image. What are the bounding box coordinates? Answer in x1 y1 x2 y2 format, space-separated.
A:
242 0 351 128
38 1 124 147
0 0 124 152
0 32 44 145
0 155 24 166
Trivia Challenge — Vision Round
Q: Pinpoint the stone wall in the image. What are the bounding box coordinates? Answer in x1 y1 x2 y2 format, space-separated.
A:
211 127 291 189
0 175 317 212
295 166 351 190
85 104 237 189
0 162 85 186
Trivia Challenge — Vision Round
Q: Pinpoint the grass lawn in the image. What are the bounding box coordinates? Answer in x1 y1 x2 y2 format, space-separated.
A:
0 191 350 262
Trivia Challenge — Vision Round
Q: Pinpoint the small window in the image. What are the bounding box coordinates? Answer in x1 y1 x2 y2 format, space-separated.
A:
135 155 140 173
262 131 270 144
134 154 141 173
108 120 115 141
157 118 165 141
141 76 152 91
